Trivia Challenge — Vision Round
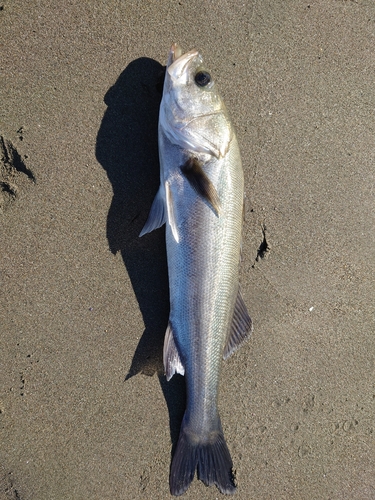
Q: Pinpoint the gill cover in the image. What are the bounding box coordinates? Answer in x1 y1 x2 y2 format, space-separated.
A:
159 45 233 159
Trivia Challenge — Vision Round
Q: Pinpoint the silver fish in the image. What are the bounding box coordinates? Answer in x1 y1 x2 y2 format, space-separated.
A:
140 43 252 496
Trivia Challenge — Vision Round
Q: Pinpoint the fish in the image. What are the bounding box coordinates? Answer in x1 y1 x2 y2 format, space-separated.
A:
140 43 252 496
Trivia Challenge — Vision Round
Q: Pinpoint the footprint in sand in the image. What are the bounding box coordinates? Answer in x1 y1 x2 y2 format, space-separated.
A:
0 133 35 212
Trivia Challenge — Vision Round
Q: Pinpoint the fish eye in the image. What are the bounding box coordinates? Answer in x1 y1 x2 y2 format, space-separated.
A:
194 71 212 87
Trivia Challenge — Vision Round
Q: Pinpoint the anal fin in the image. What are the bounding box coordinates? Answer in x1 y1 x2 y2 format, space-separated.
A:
164 322 184 381
223 289 253 360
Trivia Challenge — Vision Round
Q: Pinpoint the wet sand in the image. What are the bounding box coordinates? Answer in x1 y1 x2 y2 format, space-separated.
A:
1 1 374 499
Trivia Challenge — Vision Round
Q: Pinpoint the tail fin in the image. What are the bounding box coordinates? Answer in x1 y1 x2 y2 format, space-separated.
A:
170 419 236 496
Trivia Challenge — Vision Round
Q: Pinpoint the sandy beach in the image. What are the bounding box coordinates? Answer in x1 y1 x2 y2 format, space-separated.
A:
1 1 374 499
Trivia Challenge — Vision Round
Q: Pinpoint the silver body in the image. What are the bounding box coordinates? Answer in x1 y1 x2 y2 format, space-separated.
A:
140 44 251 495
161 129 243 431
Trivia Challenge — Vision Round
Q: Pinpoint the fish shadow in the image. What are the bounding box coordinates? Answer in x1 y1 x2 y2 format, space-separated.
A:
95 57 185 449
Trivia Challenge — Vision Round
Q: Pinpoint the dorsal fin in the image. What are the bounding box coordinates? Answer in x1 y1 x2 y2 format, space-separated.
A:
223 289 252 360
180 157 221 216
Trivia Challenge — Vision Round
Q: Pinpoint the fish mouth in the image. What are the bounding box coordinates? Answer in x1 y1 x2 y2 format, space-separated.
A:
171 43 183 62
166 44 199 82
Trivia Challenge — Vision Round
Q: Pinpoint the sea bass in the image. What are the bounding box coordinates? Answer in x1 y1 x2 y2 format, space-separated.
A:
140 44 252 496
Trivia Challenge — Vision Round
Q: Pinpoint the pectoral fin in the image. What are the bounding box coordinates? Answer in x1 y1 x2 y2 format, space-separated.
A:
139 185 166 237
180 158 221 216
164 322 185 381
223 289 253 360
165 181 179 242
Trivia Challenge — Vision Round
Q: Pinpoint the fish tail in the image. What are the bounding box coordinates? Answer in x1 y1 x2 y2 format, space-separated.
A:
170 417 236 496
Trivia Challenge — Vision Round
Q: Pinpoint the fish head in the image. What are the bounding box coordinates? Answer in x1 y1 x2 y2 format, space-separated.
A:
160 43 233 159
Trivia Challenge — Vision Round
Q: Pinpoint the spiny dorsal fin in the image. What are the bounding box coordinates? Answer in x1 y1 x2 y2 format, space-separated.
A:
164 322 185 381
223 289 253 360
180 158 221 216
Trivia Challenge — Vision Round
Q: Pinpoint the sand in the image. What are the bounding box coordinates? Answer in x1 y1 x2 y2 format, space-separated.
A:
1 1 374 499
